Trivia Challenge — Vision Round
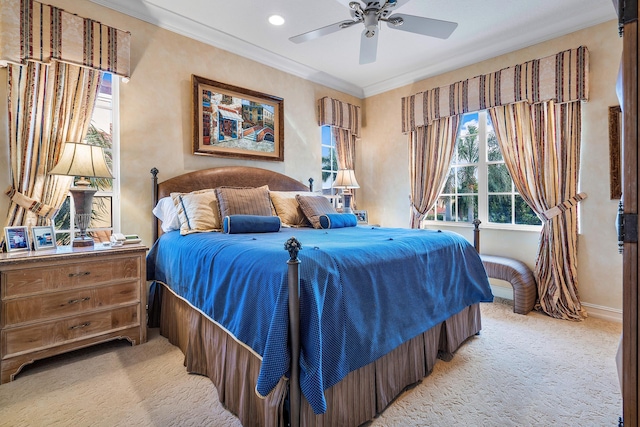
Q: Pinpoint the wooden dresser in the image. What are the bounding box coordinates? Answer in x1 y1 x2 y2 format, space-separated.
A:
0 244 148 384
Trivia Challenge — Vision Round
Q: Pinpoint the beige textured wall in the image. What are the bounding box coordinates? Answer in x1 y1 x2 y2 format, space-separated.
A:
359 20 623 315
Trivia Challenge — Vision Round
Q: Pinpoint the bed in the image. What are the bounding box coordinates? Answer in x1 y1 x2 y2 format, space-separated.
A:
146 166 493 426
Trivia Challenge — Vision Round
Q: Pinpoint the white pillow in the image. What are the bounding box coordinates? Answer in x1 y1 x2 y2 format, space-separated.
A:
152 197 181 232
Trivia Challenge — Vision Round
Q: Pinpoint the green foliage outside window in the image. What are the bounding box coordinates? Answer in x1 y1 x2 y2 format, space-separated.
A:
429 112 540 226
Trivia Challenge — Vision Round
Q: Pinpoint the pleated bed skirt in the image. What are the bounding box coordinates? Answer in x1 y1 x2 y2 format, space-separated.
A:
153 282 481 426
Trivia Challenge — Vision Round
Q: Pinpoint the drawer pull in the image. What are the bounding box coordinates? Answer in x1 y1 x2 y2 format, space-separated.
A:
67 297 91 305
69 271 91 278
69 322 91 330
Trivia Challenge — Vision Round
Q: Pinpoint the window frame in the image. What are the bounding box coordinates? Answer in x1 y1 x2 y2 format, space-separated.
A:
423 110 541 232
321 125 339 196
54 73 120 244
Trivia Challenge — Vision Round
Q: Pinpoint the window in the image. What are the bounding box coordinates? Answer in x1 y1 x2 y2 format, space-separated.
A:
321 125 339 195
426 111 540 228
54 73 120 244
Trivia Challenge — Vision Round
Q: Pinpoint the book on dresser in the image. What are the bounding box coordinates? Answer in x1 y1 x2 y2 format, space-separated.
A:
0 243 148 384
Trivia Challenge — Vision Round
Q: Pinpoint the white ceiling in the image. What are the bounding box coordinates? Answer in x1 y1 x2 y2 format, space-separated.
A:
90 0 617 98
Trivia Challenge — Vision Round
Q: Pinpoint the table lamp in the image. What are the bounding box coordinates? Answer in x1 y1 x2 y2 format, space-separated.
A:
333 169 360 214
49 142 113 247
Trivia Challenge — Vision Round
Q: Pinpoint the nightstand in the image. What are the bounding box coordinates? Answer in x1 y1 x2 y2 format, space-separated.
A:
0 244 148 383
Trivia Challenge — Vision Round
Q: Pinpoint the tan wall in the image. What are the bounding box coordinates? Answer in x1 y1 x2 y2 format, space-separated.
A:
0 3 623 314
359 20 623 315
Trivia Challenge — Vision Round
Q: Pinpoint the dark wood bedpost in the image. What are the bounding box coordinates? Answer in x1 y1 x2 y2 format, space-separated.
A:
285 237 302 427
308 177 314 192
151 168 159 243
473 219 481 253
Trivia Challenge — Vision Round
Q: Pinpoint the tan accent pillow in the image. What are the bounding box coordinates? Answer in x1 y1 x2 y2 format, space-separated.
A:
295 195 338 229
269 191 316 227
215 185 274 218
171 189 222 235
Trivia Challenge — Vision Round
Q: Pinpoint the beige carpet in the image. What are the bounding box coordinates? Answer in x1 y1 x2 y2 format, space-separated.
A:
0 300 622 426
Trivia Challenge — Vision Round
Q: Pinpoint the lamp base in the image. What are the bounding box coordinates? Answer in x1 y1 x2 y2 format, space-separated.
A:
342 193 354 214
72 236 94 247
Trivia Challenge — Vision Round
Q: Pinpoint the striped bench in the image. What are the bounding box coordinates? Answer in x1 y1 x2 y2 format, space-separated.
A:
480 254 537 315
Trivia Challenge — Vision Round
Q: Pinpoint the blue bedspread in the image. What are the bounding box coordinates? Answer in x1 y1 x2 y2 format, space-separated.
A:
147 227 492 414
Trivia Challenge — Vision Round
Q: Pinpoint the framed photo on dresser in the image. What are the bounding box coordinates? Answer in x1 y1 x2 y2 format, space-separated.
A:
353 210 368 224
32 226 56 251
4 226 30 253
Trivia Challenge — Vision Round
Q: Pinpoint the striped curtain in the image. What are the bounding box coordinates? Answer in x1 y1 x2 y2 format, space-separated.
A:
401 46 588 131
318 97 361 204
0 0 131 78
0 0 124 250
3 62 102 240
318 96 361 168
409 116 460 228
489 101 586 320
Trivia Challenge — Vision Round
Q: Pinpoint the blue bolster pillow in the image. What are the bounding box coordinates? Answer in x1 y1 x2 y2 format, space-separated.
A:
319 213 358 229
223 215 281 234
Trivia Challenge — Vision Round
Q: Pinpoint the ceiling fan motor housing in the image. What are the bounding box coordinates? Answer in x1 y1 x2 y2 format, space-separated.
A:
363 10 379 37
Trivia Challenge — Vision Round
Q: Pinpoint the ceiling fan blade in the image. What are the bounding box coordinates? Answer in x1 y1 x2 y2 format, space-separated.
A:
359 29 378 64
387 13 458 39
289 20 358 44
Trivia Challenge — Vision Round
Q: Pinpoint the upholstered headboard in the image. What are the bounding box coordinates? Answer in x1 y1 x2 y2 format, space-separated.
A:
150 166 311 241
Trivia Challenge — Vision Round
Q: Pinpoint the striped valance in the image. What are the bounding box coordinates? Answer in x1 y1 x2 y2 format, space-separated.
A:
318 96 361 138
0 0 131 78
401 46 589 133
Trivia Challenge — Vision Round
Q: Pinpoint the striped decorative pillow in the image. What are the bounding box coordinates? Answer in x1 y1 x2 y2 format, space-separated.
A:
171 189 222 235
215 185 274 218
295 195 338 229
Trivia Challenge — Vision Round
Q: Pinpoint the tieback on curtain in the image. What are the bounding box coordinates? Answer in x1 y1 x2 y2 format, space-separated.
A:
539 192 588 222
5 186 58 219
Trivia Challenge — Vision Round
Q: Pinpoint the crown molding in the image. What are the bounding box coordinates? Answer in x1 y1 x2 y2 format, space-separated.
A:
89 0 365 98
90 1 614 100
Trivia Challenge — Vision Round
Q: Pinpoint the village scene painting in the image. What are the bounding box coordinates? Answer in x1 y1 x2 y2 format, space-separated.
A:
193 76 284 161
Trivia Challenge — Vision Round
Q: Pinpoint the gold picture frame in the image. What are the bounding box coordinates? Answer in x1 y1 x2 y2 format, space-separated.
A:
192 75 284 161
609 105 622 200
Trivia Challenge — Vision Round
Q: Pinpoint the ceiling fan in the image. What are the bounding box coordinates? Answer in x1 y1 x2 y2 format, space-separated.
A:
288 0 458 65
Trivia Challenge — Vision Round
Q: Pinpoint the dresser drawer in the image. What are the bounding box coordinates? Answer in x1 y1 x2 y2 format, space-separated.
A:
2 281 140 327
2 256 140 298
1 305 140 358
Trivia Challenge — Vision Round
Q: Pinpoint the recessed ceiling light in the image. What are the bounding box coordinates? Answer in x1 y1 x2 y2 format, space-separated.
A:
269 15 285 26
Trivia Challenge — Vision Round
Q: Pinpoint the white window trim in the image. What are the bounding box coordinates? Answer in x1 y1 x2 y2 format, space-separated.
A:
423 110 542 233
54 74 120 242
110 76 121 233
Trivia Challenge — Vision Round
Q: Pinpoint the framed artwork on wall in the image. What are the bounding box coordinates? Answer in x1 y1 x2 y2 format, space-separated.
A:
192 75 284 162
4 226 30 253
32 225 57 251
